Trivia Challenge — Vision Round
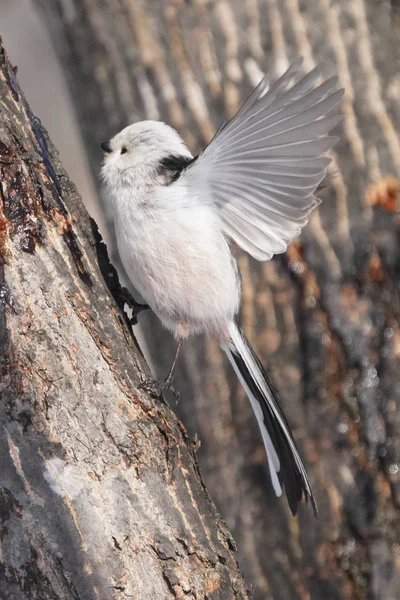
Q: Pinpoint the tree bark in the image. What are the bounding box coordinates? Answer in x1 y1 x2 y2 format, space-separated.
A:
35 1 400 598
0 39 249 599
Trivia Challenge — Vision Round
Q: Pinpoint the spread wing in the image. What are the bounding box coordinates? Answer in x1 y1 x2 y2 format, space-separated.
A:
184 59 344 261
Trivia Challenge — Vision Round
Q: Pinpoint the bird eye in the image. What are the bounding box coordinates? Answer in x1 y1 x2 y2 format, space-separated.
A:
120 146 128 155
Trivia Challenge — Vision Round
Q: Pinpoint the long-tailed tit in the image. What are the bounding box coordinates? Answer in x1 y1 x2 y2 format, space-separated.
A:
101 59 343 516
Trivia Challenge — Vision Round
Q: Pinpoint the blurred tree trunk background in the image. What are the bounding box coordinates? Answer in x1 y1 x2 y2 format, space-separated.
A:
36 1 400 598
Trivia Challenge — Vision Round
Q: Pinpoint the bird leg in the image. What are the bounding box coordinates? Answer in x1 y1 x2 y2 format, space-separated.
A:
139 339 182 399
164 338 182 383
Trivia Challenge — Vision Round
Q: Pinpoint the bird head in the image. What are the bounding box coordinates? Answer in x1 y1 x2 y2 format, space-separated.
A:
100 120 192 189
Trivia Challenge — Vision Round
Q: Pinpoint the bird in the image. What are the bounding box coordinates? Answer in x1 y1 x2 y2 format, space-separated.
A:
100 58 343 516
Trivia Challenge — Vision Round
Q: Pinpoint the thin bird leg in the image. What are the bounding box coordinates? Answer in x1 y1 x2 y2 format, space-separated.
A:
138 339 183 399
164 338 182 383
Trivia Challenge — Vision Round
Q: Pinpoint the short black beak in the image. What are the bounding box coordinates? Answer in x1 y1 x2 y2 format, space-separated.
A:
101 141 112 153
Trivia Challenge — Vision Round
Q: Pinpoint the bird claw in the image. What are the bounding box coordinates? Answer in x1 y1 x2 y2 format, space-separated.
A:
115 286 150 325
138 376 180 400
127 302 150 326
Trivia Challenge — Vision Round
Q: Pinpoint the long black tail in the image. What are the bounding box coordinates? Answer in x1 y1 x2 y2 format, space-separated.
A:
223 321 317 516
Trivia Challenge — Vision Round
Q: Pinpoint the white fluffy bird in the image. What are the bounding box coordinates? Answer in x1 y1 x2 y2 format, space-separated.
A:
101 59 343 516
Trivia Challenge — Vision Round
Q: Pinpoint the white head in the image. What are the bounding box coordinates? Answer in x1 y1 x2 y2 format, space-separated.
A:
100 120 192 191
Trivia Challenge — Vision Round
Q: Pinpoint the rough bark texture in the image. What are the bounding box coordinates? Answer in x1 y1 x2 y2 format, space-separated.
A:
0 39 249 600
35 1 400 599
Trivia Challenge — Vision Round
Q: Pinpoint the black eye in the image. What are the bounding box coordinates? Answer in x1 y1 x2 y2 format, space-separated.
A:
120 146 128 155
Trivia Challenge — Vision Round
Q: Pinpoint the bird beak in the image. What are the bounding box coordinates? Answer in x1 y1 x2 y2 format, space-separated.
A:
101 141 112 153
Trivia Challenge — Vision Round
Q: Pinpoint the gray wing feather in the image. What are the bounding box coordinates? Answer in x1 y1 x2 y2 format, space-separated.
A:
184 60 344 260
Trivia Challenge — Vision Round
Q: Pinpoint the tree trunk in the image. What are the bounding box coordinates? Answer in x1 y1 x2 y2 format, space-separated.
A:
0 39 249 599
36 1 400 598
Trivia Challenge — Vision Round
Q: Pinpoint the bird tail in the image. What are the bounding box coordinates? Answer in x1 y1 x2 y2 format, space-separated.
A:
222 321 317 516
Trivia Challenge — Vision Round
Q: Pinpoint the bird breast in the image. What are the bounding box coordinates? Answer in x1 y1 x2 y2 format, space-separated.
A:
114 186 241 339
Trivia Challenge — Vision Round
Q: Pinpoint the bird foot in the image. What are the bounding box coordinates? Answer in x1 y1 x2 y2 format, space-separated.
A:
127 303 150 326
138 376 180 400
115 286 150 325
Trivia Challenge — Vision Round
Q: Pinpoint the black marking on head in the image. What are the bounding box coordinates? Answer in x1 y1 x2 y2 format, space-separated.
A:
157 154 196 185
